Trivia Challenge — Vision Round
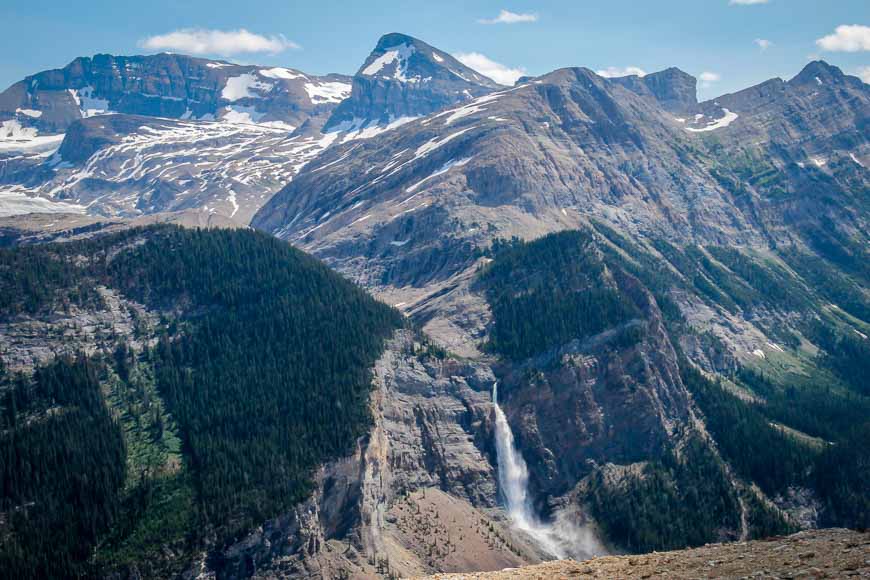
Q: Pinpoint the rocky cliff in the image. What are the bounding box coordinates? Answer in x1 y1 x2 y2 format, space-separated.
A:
196 331 552 579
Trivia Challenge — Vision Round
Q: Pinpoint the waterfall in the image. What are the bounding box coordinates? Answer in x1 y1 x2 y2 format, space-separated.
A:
492 382 607 560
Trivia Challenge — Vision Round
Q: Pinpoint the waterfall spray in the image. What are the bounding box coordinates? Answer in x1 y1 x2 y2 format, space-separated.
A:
492 382 607 560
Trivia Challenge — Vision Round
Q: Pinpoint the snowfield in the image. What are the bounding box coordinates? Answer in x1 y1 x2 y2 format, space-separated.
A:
221 74 274 101
685 108 739 133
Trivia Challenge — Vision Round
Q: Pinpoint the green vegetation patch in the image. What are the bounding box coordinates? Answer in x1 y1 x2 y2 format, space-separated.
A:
477 232 640 360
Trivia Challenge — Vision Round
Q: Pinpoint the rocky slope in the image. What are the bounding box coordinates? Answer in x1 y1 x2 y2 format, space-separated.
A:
420 528 870 579
2 114 339 222
252 58 868 359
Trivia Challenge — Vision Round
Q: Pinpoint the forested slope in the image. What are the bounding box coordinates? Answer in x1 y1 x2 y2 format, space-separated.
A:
0 225 403 577
477 228 869 553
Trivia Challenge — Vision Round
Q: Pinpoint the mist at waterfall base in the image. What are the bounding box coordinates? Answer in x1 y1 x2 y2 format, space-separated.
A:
492 382 607 560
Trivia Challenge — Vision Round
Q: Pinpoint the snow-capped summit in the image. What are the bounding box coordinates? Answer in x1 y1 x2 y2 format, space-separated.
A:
323 33 501 132
359 33 500 87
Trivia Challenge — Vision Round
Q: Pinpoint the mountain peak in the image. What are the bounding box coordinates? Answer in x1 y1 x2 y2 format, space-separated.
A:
323 33 501 131
373 32 420 51
357 32 501 88
608 67 698 113
790 60 845 86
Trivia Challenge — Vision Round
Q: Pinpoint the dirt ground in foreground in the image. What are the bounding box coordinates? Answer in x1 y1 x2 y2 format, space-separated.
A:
417 528 869 579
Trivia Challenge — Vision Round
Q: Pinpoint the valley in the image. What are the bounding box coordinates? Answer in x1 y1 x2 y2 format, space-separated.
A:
0 22 868 580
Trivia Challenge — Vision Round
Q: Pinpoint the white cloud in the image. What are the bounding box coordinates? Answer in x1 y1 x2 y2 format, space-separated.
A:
857 66 870 84
816 25 870 52
478 9 538 24
729 0 769 4
454 52 526 85
755 38 773 51
139 28 299 56
596 66 647 78
699 71 721 89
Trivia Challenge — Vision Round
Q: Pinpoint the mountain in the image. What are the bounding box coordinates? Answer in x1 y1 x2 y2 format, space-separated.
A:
0 53 354 222
0 36 500 224
1 29 869 579
0 52 351 134
251 65 767 291
323 33 502 133
0 225 403 577
253 61 868 320
251 57 869 558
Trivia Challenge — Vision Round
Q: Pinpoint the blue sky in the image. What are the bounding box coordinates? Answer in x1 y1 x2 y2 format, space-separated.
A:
1 0 867 99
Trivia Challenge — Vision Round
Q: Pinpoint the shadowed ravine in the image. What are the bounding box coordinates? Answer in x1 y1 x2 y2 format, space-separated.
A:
491 382 607 560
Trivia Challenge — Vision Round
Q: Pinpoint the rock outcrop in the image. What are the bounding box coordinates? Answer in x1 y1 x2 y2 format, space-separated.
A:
609 67 698 113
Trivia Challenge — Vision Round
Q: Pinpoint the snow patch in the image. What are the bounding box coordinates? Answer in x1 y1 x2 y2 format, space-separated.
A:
16 108 42 119
362 43 418 82
227 188 239 218
221 74 273 101
436 88 519 126
0 189 85 217
0 119 38 141
404 156 473 193
258 67 305 80
414 127 477 159
222 105 265 125
331 116 418 142
849 153 865 168
304 81 352 104
751 349 766 359
685 108 739 133
70 87 113 117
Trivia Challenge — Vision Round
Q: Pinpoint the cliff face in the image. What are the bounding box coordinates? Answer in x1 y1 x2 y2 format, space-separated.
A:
609 67 698 113
198 331 545 580
495 274 691 502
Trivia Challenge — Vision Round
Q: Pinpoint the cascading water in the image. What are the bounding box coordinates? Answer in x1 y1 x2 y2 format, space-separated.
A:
492 381 607 560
